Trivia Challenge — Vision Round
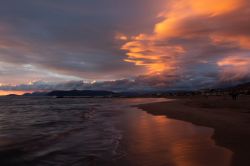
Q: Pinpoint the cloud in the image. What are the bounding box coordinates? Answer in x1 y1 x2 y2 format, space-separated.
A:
0 80 137 92
217 54 250 81
120 0 250 88
0 0 250 91
0 0 166 84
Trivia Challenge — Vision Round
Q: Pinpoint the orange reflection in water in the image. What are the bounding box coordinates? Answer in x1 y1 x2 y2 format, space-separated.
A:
121 109 232 166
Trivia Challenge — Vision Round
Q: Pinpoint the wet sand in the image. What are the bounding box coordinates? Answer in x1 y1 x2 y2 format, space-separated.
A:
138 96 250 166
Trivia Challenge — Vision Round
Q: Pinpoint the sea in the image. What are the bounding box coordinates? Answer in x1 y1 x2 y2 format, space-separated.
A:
0 97 232 166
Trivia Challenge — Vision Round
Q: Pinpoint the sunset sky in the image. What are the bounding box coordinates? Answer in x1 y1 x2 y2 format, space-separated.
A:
0 0 250 93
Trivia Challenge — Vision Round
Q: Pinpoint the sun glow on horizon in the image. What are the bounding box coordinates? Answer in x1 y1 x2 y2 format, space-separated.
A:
0 90 34 96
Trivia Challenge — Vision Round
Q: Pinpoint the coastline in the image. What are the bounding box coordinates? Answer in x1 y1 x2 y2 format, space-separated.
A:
137 96 250 166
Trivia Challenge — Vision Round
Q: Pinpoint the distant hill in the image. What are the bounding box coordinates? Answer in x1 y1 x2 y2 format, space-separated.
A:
5 94 19 97
199 82 250 95
47 90 116 97
218 82 250 92
19 82 250 98
23 92 48 96
231 82 250 90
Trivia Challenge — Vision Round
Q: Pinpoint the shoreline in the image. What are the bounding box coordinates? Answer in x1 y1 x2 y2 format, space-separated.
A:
137 96 250 166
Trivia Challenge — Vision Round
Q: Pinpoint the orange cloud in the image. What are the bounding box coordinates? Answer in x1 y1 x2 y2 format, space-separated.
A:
210 35 250 49
217 55 250 81
187 0 242 16
154 0 243 38
217 56 250 67
119 0 249 84
121 38 184 74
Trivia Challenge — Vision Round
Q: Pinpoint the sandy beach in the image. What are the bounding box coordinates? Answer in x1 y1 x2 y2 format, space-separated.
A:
138 96 250 166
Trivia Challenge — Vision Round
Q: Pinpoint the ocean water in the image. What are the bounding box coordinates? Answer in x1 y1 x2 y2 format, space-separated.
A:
0 97 232 166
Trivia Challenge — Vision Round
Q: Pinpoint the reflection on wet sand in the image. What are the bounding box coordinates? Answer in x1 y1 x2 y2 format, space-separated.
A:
120 109 232 166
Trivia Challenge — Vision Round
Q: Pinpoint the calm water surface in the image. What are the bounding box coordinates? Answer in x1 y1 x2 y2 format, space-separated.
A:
0 97 232 166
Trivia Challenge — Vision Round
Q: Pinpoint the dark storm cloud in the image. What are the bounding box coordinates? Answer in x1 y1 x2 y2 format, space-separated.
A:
0 0 166 84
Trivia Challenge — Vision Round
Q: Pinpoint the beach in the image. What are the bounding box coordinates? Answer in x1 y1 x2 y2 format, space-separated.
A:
0 97 233 166
138 96 250 166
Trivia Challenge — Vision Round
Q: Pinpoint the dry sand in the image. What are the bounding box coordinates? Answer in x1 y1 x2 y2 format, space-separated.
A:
138 96 250 166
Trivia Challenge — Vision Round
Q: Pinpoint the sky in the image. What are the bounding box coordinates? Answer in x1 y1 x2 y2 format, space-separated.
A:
0 0 250 93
